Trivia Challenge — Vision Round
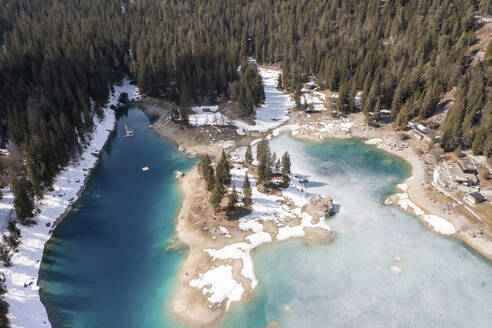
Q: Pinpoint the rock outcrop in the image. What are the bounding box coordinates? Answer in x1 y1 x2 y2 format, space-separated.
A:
305 196 334 219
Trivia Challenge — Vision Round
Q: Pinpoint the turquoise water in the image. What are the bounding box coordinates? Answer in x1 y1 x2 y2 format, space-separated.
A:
39 108 195 327
40 118 492 328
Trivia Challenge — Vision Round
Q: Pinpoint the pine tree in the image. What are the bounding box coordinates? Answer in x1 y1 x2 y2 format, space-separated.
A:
372 97 382 122
179 81 190 125
472 128 487 155
245 144 253 164
171 108 180 122
271 152 277 172
227 184 238 211
281 152 291 185
179 106 189 126
2 232 19 251
210 178 224 211
0 243 11 267
294 87 302 110
277 73 283 89
243 174 252 205
199 154 215 191
257 139 272 184
10 172 34 221
7 221 21 241
26 145 43 197
336 82 350 112
216 150 231 186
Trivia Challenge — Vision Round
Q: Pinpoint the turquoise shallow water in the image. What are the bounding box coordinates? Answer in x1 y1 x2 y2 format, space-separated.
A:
40 115 492 327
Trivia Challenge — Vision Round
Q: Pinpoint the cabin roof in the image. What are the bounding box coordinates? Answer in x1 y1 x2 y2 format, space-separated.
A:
468 192 487 203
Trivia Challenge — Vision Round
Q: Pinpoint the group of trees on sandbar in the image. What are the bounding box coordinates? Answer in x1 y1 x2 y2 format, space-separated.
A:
248 140 291 186
199 140 291 215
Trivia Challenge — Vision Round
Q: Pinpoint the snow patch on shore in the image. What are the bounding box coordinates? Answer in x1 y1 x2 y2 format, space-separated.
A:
421 215 457 235
0 79 139 328
189 265 244 310
365 138 383 145
395 193 456 235
277 211 331 241
301 90 326 111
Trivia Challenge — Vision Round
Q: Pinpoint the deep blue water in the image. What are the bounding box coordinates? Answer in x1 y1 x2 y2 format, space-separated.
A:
39 108 195 328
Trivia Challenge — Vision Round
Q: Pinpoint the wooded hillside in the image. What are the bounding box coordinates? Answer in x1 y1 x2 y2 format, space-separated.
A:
1 0 491 197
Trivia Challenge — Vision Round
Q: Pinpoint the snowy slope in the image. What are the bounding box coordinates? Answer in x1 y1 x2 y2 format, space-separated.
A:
189 68 293 135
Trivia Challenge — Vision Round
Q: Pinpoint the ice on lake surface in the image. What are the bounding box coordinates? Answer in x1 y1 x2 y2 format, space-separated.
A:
221 134 492 328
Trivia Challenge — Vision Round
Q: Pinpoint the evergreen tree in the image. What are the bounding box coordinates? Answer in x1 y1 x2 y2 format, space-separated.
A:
178 81 190 126
171 108 180 122
199 154 215 191
25 145 43 197
277 74 283 89
294 87 302 110
281 152 291 185
257 139 272 184
0 272 9 328
216 150 231 186
3 221 21 251
271 152 277 172
372 97 382 122
10 173 34 222
472 128 487 155
243 174 252 205
210 178 224 211
234 64 265 113
418 81 440 119
245 144 253 164
227 184 238 211
336 82 350 113
0 243 11 267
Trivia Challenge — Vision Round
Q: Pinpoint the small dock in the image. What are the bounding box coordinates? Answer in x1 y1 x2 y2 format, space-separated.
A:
124 124 134 137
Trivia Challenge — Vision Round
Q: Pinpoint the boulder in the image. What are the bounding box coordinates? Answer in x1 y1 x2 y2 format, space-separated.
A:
305 196 334 219
175 171 185 180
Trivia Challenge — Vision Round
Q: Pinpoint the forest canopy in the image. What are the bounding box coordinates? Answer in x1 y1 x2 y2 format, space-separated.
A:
0 0 491 198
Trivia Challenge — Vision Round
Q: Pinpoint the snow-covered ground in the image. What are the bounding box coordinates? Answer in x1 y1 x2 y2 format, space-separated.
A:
365 138 383 145
0 187 14 231
301 86 327 112
0 79 139 328
189 68 293 135
188 141 332 310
